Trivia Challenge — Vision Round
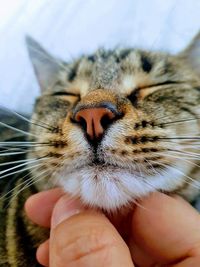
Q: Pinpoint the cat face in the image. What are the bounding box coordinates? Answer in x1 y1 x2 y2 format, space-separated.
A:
27 34 200 211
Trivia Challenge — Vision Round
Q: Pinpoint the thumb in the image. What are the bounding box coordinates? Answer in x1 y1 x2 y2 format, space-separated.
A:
50 195 134 267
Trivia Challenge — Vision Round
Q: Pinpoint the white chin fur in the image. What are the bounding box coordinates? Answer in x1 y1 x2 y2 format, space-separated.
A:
58 165 184 211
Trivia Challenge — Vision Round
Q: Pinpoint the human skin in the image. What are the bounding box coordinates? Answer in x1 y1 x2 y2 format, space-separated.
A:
25 190 200 267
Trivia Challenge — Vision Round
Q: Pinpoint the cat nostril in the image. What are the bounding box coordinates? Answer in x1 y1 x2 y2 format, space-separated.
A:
100 114 113 129
73 107 119 141
78 116 87 132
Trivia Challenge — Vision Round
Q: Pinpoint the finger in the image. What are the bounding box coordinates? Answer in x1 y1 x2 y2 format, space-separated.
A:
172 256 200 267
50 195 134 267
25 188 64 227
129 238 155 267
107 207 134 242
131 192 200 266
36 239 49 266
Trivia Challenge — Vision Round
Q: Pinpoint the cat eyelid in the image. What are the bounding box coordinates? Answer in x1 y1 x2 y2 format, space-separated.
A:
52 91 79 97
127 81 183 104
128 80 184 96
138 80 184 90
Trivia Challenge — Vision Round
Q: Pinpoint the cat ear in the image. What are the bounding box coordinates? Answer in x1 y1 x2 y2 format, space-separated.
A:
26 36 65 92
179 31 200 75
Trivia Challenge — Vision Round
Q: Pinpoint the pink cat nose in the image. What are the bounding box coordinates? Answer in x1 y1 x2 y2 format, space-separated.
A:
74 107 116 140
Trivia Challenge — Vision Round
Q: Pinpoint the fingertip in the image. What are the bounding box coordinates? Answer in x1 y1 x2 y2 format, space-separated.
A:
36 239 49 267
25 188 64 227
51 194 84 228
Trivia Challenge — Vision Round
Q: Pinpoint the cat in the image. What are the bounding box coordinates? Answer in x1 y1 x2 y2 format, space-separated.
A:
0 32 200 266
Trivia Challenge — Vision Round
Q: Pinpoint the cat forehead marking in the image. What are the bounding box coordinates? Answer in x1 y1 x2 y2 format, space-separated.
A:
66 49 177 96
69 69 154 97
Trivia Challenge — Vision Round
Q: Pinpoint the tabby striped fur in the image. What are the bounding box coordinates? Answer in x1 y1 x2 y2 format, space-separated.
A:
0 32 200 265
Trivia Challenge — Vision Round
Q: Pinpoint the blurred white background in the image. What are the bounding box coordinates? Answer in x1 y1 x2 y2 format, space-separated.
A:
0 0 199 114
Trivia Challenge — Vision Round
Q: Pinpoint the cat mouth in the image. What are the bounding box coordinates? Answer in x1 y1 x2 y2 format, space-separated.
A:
91 157 106 165
89 157 119 169
83 158 137 174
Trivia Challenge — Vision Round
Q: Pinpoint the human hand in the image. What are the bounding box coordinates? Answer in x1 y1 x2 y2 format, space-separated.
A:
25 189 200 267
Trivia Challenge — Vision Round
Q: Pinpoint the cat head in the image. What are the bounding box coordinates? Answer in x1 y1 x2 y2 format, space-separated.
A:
26 33 200 211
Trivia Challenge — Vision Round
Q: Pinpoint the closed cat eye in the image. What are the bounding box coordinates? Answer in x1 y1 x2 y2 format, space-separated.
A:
127 89 140 105
52 91 79 97
127 80 183 104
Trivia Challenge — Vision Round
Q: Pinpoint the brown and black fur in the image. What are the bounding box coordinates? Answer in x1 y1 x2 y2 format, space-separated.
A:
0 32 200 266
0 113 48 266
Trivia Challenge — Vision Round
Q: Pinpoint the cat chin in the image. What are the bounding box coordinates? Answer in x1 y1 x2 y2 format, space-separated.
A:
58 165 186 211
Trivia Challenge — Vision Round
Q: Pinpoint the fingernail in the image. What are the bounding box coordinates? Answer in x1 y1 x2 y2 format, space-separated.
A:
51 195 83 228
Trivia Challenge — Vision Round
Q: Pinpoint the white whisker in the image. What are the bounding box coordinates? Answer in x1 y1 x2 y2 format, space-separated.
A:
149 159 200 189
0 157 57 200
156 152 200 168
0 121 37 137
156 117 200 127
134 161 156 191
0 157 44 167
0 147 26 153
145 159 162 177
0 173 34 201
5 167 50 207
0 151 28 157
0 157 49 175
0 142 44 149
168 149 200 158
0 105 55 131
0 162 46 180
